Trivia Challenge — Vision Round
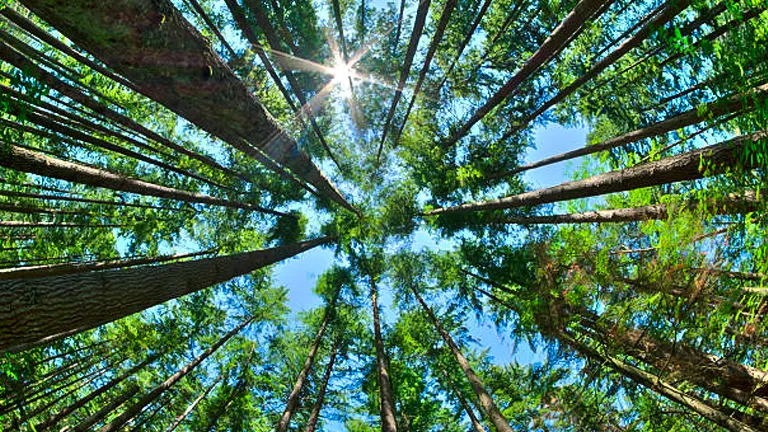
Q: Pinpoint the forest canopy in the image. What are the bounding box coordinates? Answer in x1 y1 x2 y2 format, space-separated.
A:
0 0 767 430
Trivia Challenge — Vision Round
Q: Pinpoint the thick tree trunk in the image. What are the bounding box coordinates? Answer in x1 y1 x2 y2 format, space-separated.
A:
444 0 613 148
427 131 766 215
98 318 253 432
377 0 432 161
18 0 353 212
65 384 140 432
395 0 457 143
582 317 768 413
410 287 512 432
304 341 338 432
504 0 692 137
0 250 215 281
493 191 760 224
276 295 338 432
166 375 222 432
36 354 159 431
370 276 398 432
0 236 329 352
496 84 768 177
560 331 764 432
0 144 286 216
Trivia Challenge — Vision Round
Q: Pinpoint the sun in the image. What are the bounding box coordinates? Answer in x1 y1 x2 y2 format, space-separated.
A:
331 57 354 98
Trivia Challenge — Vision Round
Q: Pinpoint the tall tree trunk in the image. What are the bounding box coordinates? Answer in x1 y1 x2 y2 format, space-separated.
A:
130 394 174 431
0 250 215 281
304 340 338 432
0 144 286 216
427 131 765 216
0 189 178 211
495 84 768 177
443 370 486 432
370 276 398 432
32 339 112 368
444 0 614 148
492 191 760 224
98 318 253 432
395 0 457 143
36 353 161 431
579 315 768 413
65 384 140 432
377 0 432 161
433 0 493 96
504 0 693 137
203 344 256 431
410 287 513 432
0 236 329 352
181 0 237 58
17 370 104 426
276 293 338 432
0 220 124 228
18 0 354 212
166 375 222 432
559 331 764 432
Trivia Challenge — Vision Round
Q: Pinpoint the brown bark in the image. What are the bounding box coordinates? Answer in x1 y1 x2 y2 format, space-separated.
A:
410 287 513 432
240 0 343 172
503 0 693 138
494 84 768 177
65 383 140 432
98 317 253 432
0 220 124 228
304 341 338 432
370 276 398 432
444 0 614 148
0 236 329 352
492 191 760 225
0 202 92 216
36 354 160 431
276 296 338 432
560 331 764 432
394 0 457 143
376 0 432 162
0 250 215 281
166 375 222 432
0 189 178 211
17 369 104 425
0 144 287 216
427 130 765 216
18 0 354 212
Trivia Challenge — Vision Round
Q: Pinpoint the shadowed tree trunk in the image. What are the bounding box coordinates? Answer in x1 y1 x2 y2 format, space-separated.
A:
444 0 614 148
0 221 124 228
377 0 432 161
433 0 493 96
276 292 339 432
0 236 330 352
18 0 354 212
410 286 513 432
65 384 140 432
166 375 222 432
98 318 253 432
427 131 766 215
559 331 764 432
502 0 693 138
0 144 286 216
304 340 339 432
370 275 398 432
0 250 216 281
35 354 161 431
395 0 457 143
443 370 486 432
